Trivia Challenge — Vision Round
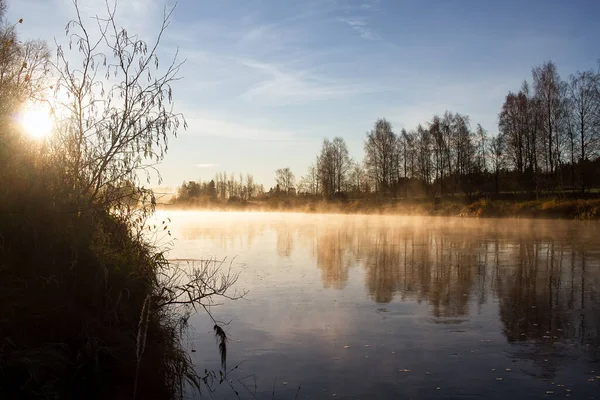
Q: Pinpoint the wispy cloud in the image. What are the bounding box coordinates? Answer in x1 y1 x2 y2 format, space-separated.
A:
162 1 387 106
238 59 384 105
360 1 379 10
337 16 379 40
237 22 280 48
335 0 381 40
183 113 298 141
233 5 330 56
192 163 218 168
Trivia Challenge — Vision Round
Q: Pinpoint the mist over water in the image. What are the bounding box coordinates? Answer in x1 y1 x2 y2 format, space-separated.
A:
159 211 600 399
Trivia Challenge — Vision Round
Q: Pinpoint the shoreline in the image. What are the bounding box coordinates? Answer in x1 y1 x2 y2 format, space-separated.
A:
159 197 600 220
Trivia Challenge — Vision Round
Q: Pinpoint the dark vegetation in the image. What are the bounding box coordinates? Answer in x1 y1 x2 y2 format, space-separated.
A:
169 193 600 220
175 61 600 219
0 1 239 398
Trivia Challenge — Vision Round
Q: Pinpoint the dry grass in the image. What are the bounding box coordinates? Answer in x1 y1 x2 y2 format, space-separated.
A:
458 198 600 220
170 195 600 220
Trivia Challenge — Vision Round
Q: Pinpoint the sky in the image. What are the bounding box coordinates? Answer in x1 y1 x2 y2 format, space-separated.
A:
7 0 600 190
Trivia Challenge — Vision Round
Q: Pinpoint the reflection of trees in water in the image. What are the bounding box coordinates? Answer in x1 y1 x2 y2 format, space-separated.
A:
428 235 477 317
274 223 293 258
495 239 600 378
310 221 600 351
180 215 600 350
314 226 355 289
363 231 403 302
497 240 600 353
357 228 479 316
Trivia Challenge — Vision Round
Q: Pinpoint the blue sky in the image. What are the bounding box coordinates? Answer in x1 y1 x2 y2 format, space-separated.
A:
8 0 600 189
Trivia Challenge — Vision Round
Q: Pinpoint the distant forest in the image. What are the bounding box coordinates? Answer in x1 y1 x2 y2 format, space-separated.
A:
177 60 600 204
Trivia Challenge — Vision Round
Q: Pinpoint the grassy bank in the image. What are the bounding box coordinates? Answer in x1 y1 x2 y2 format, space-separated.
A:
458 198 600 219
167 197 600 220
0 135 236 399
0 164 195 398
0 163 234 399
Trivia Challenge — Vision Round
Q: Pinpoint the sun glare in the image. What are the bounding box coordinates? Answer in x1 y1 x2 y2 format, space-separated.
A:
19 106 54 139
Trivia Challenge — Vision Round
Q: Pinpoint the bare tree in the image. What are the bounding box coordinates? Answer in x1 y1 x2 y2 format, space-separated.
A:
364 118 398 194
439 112 455 191
499 91 524 174
475 123 488 174
245 173 255 199
398 128 416 197
567 70 600 191
532 61 566 175
520 80 540 179
0 7 51 200
317 138 350 197
401 128 416 179
217 171 227 199
331 137 352 193
429 115 446 194
415 124 432 189
451 113 474 192
348 162 365 193
227 173 235 198
489 134 505 194
498 85 541 190
275 167 295 194
299 162 320 195
0 16 50 119
51 0 186 214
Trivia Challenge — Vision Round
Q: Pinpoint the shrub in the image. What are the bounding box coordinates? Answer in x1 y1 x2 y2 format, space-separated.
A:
0 1 241 398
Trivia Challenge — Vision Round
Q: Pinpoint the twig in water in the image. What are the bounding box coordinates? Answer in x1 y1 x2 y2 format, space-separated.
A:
237 374 258 398
294 380 303 400
227 359 246 375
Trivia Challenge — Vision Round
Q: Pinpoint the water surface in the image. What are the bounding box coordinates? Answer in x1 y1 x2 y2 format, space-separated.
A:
159 211 600 399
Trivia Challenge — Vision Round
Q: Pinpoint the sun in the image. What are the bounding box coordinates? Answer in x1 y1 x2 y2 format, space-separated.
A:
19 105 54 139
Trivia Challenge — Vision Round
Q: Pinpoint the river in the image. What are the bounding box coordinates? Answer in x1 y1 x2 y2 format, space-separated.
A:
157 211 600 399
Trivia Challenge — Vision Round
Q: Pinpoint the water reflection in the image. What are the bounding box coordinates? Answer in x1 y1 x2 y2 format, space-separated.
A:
497 241 600 349
176 214 600 344
274 223 293 258
315 225 353 289
169 212 600 398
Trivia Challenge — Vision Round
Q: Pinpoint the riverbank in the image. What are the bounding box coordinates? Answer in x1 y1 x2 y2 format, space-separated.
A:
0 4 224 397
164 197 600 220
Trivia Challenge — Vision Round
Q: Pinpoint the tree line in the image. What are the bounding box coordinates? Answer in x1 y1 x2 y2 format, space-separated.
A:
177 172 266 201
498 61 600 193
177 59 600 203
